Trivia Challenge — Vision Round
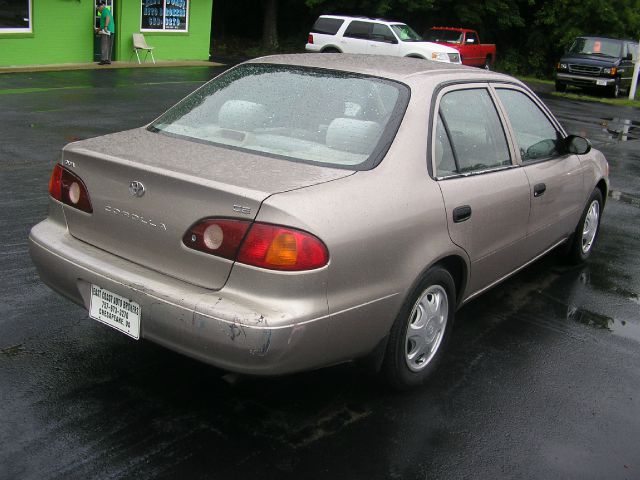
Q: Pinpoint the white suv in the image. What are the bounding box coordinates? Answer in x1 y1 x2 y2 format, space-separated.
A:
305 15 462 64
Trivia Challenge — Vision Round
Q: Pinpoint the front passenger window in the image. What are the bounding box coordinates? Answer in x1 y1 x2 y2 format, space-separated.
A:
496 89 561 162
371 24 395 43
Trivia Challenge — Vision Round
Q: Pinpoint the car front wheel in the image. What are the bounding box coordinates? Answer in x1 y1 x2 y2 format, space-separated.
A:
382 267 456 390
555 81 568 93
568 188 603 264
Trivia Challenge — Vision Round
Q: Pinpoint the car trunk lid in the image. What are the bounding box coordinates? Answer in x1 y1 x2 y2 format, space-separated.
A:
60 128 354 290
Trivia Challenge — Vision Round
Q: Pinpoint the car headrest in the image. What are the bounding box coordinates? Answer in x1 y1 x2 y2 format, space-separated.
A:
326 118 382 155
218 100 268 131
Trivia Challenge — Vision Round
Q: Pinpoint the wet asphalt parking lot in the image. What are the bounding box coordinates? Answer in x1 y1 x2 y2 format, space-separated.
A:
1 66 639 480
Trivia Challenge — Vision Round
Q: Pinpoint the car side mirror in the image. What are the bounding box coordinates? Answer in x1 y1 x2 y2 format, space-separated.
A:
625 52 633 61
564 135 591 155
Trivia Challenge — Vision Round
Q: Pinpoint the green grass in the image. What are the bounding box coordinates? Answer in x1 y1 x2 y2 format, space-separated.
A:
514 74 640 107
515 75 554 86
550 90 640 107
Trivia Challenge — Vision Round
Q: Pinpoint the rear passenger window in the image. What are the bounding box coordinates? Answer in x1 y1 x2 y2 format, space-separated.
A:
496 89 560 162
344 21 372 40
311 18 344 35
434 115 456 177
437 88 511 175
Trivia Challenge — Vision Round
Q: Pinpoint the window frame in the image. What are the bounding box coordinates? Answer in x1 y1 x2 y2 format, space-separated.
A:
430 83 517 180
370 23 397 44
465 31 478 44
0 0 32 34
626 42 639 61
140 0 189 33
490 83 569 166
310 17 344 35
343 20 372 40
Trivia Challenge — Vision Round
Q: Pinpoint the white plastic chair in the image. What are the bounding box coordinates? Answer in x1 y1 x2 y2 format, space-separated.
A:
133 33 156 64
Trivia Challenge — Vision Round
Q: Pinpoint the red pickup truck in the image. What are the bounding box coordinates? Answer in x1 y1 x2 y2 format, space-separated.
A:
425 27 496 69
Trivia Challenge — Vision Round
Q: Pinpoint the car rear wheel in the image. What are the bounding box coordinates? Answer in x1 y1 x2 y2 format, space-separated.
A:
568 188 603 264
382 267 456 390
322 47 340 53
483 56 491 70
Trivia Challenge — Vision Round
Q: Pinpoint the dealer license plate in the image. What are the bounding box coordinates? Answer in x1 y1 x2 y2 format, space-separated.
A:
596 79 608 86
89 284 141 339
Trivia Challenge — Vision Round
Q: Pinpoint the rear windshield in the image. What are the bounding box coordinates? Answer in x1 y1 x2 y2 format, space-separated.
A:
311 17 344 35
568 37 622 57
425 29 463 44
149 64 409 170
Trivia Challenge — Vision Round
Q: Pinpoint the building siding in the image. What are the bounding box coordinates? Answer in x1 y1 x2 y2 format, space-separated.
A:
0 0 212 67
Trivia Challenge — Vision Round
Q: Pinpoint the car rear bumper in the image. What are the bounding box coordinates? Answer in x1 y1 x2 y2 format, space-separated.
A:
556 72 615 88
305 43 323 53
28 214 337 376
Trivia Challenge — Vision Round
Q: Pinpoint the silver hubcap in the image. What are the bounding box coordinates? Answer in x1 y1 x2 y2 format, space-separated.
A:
404 285 448 372
581 200 600 254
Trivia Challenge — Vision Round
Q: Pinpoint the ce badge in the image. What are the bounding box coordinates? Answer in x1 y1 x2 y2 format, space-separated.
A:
129 181 145 198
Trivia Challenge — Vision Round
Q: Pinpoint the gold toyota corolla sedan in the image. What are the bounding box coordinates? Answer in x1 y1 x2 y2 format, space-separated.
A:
29 54 608 389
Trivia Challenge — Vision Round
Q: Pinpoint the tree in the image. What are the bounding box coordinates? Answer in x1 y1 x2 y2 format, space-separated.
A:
263 0 279 49
305 0 435 18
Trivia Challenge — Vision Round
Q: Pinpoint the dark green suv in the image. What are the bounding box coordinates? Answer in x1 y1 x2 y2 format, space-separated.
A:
555 36 638 97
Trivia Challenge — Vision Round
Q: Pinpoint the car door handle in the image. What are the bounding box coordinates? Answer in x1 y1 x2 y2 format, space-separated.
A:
533 183 547 197
452 205 472 223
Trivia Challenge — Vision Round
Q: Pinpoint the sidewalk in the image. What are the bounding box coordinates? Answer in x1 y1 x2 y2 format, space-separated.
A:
0 60 224 75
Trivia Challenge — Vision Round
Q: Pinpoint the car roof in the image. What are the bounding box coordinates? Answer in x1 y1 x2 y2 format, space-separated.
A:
317 14 405 26
430 26 475 33
577 35 635 43
246 53 517 84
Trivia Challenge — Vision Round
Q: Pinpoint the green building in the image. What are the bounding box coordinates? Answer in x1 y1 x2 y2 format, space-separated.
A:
0 0 213 67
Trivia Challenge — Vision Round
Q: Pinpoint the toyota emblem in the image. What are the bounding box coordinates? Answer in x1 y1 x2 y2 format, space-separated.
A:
129 181 145 198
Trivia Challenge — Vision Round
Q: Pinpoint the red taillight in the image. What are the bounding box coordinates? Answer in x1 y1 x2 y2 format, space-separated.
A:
238 223 328 271
182 219 250 260
48 164 63 201
308 34 314 44
183 219 329 271
48 163 93 213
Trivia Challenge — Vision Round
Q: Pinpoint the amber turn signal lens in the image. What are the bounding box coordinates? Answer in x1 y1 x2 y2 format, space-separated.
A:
265 232 298 266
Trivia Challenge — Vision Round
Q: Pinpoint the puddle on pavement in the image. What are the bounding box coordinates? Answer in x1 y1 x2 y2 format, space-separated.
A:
599 117 639 142
566 305 640 343
609 190 640 208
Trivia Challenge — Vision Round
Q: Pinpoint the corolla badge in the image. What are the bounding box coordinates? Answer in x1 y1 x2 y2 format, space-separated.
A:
129 181 145 198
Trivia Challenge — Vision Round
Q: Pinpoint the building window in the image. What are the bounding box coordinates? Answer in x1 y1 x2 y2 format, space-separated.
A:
0 0 32 33
141 0 189 32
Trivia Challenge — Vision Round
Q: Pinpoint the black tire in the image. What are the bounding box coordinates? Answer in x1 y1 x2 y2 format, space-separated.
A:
321 47 340 53
381 267 456 390
555 81 568 93
568 188 603 264
483 56 491 70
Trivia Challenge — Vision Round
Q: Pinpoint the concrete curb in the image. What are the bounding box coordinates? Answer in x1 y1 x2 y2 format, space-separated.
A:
0 60 225 74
